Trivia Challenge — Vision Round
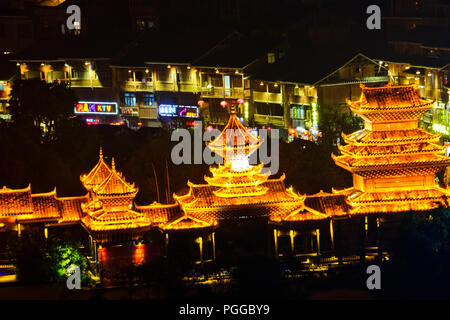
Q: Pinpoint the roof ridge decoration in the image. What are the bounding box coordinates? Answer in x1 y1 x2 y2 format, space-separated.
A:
93 157 138 196
80 147 112 191
206 112 260 163
0 184 31 194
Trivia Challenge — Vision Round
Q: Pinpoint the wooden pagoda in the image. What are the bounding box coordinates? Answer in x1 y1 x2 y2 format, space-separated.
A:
332 83 450 214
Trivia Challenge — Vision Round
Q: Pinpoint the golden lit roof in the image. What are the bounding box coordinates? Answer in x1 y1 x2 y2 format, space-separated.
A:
331 83 450 216
93 158 138 196
80 148 112 190
347 188 450 206
333 153 450 172
0 184 33 216
342 129 440 146
338 142 444 157
57 195 89 223
347 84 434 122
163 213 216 230
206 112 260 160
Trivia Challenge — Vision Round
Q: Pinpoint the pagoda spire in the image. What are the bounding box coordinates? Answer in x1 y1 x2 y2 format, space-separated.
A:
81 148 112 191
203 111 269 198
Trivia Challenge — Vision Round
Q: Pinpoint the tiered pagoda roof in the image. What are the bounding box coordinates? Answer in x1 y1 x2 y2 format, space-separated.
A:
80 148 112 191
80 152 147 239
174 110 328 226
347 84 434 122
333 83 450 214
206 110 260 162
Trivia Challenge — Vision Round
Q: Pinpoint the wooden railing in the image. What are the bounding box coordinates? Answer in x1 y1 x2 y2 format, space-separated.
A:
254 114 285 127
201 87 244 98
253 91 282 104
122 81 154 92
289 95 311 105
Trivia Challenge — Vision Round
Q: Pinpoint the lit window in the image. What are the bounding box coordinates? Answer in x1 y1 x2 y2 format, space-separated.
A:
267 53 275 64
143 93 155 106
124 93 136 106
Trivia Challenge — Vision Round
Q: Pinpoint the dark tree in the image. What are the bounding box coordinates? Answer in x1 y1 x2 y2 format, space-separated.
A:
8 79 78 143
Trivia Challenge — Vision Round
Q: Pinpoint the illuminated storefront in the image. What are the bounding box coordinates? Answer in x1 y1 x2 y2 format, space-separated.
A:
158 104 199 118
74 101 122 125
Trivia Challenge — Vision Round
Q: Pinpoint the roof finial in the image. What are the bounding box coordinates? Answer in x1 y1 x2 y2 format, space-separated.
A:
99 147 103 158
111 157 115 170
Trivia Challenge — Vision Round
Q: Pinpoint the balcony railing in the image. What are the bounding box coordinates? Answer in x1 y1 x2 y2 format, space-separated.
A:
122 81 154 92
254 114 285 127
201 87 244 98
289 95 312 105
253 91 282 104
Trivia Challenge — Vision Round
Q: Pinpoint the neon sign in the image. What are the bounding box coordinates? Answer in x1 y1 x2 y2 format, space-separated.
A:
75 101 118 115
158 104 198 118
85 118 100 125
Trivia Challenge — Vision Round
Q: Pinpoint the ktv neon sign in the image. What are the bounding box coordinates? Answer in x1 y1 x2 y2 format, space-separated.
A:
75 101 118 115
158 104 198 118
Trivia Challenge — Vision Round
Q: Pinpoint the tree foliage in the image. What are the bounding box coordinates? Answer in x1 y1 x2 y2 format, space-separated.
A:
8 79 78 142
6 234 93 285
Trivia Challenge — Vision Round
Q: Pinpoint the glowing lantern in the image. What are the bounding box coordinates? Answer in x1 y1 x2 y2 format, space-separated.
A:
220 100 227 108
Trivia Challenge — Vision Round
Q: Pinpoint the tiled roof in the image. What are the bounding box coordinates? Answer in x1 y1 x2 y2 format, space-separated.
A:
94 164 137 196
135 202 180 225
206 113 260 159
358 84 423 109
163 213 216 230
177 179 302 209
354 166 444 178
347 84 434 122
342 129 440 146
17 189 61 222
339 142 443 157
305 193 351 217
348 188 450 205
57 195 89 223
80 150 112 190
0 185 33 217
333 153 450 171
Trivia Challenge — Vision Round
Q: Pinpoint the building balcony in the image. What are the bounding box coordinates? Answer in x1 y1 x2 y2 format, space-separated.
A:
201 87 244 98
122 81 154 92
253 91 282 104
289 95 313 105
153 81 199 92
254 114 285 127
70 79 105 88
